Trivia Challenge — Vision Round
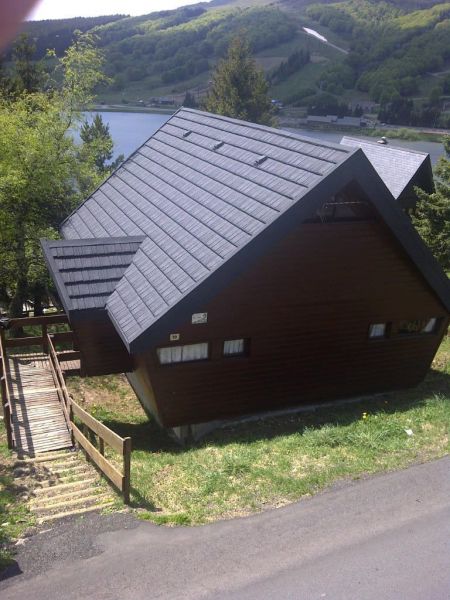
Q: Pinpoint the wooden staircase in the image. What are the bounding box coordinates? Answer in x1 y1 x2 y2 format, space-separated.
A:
1 314 132 514
8 352 73 456
14 450 116 523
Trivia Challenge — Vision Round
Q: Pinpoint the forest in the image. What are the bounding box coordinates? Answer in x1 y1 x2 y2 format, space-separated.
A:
1 0 449 127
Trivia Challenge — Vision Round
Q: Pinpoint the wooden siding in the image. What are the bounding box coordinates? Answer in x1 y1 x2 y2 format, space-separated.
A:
72 312 133 377
131 219 448 428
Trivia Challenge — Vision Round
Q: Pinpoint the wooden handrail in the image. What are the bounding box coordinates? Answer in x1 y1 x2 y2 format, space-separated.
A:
47 332 132 503
4 313 69 352
8 314 68 328
47 333 72 432
0 330 14 449
71 400 132 504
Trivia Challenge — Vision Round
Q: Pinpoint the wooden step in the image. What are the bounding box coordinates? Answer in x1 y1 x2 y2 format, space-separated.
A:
37 501 116 524
15 450 74 463
30 486 107 507
30 492 113 513
33 477 98 494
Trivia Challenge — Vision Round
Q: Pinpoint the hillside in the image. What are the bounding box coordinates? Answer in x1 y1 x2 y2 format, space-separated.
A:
9 0 450 126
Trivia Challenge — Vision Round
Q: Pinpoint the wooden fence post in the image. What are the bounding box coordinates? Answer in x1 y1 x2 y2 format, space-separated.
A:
1 377 13 449
123 437 132 504
42 324 48 354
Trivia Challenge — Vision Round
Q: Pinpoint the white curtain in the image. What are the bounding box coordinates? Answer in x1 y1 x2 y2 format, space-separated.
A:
223 339 245 355
158 346 183 364
157 343 208 364
369 324 385 338
182 343 208 361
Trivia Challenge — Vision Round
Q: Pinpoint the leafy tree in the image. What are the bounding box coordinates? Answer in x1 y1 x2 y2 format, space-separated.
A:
0 33 108 317
80 114 124 176
205 36 273 125
412 137 450 270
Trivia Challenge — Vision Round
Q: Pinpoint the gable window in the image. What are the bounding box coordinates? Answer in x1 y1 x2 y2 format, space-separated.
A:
368 323 387 339
157 342 209 365
223 338 247 357
309 190 375 223
398 318 439 336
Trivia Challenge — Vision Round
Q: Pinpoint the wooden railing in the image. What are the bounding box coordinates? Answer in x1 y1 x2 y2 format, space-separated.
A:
47 333 73 436
5 313 69 353
0 330 14 449
47 332 132 503
71 402 132 504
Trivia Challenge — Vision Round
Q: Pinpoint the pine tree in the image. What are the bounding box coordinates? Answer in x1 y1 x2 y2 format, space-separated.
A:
182 91 197 108
205 36 274 126
11 34 43 94
412 137 450 270
80 113 123 175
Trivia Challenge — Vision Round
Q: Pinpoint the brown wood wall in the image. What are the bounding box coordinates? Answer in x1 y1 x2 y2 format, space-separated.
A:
73 312 133 377
132 219 448 428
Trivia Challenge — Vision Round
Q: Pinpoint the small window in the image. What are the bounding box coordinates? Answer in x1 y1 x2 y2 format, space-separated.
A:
223 338 247 357
423 318 438 333
369 323 387 339
398 318 439 335
157 342 209 365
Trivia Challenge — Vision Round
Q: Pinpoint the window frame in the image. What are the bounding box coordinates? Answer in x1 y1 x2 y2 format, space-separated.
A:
396 317 441 337
222 338 250 358
156 341 210 366
368 322 390 340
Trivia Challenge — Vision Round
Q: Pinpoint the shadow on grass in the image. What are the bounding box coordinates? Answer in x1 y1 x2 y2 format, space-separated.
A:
97 368 450 455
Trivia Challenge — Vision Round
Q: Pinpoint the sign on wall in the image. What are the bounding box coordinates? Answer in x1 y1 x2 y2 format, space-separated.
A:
192 312 208 325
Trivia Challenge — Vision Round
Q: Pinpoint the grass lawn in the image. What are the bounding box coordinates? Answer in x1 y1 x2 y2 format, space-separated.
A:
67 337 450 526
0 424 36 570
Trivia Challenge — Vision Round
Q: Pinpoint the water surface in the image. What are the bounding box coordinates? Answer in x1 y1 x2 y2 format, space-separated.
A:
88 111 445 165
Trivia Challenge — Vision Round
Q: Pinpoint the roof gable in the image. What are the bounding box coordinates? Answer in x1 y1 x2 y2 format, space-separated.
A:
340 136 432 199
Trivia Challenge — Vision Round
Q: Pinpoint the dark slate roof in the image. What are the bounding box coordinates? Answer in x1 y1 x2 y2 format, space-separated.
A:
51 109 450 351
61 108 355 347
340 136 431 199
41 237 144 315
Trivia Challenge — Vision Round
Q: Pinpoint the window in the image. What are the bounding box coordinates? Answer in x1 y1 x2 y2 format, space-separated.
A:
423 318 438 333
369 323 387 339
157 342 209 365
308 190 375 223
398 318 439 336
223 338 247 357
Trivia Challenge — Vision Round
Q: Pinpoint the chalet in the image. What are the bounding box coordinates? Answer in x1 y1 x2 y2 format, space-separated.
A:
340 136 434 212
42 108 450 440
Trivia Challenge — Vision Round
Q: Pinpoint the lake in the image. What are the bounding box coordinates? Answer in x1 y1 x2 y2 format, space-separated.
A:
89 110 446 165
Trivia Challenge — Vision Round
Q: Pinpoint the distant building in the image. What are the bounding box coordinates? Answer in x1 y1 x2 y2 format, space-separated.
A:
306 115 335 124
338 116 363 127
150 97 174 106
306 115 364 127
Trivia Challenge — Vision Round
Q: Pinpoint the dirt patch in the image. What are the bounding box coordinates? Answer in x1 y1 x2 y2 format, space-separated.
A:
67 375 145 421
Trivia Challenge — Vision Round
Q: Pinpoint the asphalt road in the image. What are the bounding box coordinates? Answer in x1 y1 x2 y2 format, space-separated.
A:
1 457 449 600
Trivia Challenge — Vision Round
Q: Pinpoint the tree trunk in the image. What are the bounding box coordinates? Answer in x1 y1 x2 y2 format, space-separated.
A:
8 223 28 335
